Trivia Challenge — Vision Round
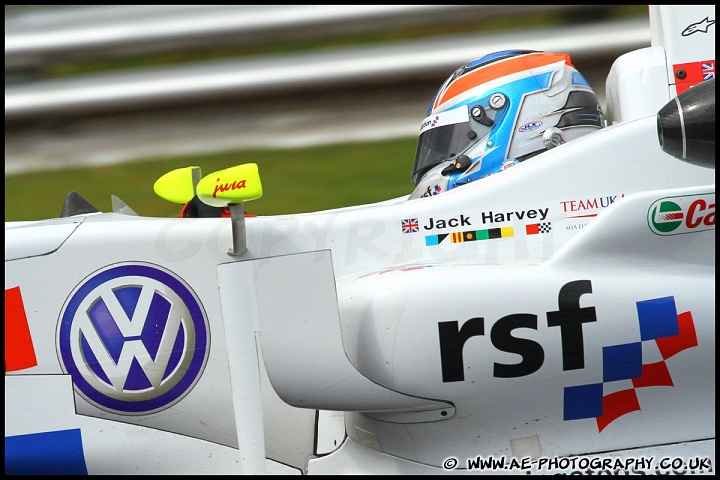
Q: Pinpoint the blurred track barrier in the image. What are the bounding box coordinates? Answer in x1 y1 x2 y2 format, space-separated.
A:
5 11 649 121
5 5 617 72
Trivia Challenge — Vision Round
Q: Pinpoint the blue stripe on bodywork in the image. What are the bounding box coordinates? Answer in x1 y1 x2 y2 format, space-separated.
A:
5 428 88 475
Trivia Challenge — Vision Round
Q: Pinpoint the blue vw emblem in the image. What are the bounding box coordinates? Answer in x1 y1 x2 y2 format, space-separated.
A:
57 263 210 414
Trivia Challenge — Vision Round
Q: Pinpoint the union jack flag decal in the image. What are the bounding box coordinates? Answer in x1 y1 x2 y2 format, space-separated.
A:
702 62 714 80
401 218 419 234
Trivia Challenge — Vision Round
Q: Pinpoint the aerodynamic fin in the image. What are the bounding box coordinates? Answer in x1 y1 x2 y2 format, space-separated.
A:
60 192 100 217
111 195 139 215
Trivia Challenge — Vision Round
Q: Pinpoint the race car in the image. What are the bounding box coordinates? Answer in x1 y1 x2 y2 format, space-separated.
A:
5 4 714 475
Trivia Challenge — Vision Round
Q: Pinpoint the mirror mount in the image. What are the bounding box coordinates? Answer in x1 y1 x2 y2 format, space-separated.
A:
228 203 249 256
196 163 263 257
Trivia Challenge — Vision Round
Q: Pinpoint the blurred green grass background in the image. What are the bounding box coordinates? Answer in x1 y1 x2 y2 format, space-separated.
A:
5 137 417 221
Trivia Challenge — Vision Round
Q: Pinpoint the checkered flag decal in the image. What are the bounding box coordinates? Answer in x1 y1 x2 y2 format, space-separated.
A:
526 222 552 235
538 222 551 234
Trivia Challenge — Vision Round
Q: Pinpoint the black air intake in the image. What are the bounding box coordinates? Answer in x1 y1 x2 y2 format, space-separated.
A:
657 78 715 169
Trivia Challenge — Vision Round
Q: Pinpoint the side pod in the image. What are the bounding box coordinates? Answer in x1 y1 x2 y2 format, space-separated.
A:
247 250 454 419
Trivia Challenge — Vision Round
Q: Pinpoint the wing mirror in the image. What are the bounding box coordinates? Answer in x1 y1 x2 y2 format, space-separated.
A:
154 163 263 256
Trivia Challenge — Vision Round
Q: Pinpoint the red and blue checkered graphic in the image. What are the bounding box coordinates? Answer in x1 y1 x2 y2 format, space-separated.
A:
563 296 698 432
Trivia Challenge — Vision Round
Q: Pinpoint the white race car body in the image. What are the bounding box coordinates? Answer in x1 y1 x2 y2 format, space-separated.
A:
5 5 715 475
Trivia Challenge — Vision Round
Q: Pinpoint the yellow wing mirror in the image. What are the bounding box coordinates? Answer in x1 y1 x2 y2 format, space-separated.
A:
153 166 202 204
196 163 263 207
154 163 263 256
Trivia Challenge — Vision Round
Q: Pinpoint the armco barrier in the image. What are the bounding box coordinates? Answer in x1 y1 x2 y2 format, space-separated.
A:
5 13 649 121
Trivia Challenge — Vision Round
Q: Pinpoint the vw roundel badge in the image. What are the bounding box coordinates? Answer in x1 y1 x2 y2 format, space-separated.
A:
57 263 210 415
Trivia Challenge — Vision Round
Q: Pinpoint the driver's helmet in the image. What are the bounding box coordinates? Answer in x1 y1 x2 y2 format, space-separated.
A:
410 49 604 199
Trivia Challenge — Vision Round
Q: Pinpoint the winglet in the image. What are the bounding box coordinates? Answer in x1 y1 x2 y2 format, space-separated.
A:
111 195 139 216
60 192 100 217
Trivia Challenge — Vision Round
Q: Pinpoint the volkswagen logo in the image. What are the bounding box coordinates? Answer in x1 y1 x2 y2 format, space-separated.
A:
57 263 210 415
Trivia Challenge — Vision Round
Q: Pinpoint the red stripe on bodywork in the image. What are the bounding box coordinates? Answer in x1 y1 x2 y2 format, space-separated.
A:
5 286 38 371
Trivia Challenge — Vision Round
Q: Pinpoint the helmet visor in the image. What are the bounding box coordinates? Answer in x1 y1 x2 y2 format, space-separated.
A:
411 107 492 186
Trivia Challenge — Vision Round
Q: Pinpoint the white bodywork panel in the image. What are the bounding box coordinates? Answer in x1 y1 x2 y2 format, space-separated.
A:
5 4 715 476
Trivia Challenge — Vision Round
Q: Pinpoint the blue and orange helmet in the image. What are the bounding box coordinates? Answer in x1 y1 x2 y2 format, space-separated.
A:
410 50 604 198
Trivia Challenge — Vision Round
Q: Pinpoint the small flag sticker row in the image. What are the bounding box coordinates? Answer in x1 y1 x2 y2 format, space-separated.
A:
424 222 551 246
